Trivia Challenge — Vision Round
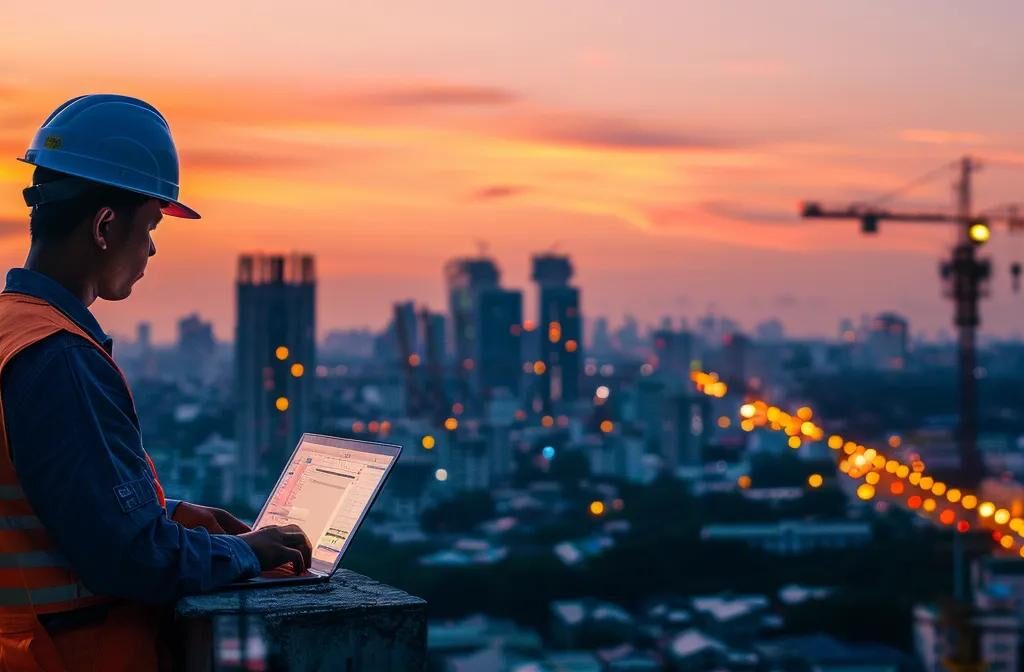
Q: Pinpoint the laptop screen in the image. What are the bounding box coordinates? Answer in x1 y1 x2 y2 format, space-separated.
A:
253 435 399 574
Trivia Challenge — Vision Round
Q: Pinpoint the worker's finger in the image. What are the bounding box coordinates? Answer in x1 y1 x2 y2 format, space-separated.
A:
300 535 312 569
287 547 306 575
283 532 312 570
282 530 311 547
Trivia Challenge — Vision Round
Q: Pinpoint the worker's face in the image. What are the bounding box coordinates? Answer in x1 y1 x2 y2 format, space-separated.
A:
94 199 160 301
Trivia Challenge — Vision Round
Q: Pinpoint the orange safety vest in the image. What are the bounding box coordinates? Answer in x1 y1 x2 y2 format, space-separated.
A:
0 293 167 671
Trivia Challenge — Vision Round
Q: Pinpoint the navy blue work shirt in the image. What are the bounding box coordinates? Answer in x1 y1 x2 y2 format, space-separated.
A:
1 268 260 604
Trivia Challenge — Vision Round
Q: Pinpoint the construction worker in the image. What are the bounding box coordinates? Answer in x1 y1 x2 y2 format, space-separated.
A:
0 95 313 670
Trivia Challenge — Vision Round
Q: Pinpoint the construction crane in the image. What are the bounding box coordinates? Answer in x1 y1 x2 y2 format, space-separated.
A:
801 156 1024 489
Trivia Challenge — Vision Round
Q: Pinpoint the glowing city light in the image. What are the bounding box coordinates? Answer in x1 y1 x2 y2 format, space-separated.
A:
807 474 823 489
995 509 1011 525
969 221 991 244
979 502 996 518
444 417 459 431
421 435 435 450
542 446 556 460
290 363 305 377
856 484 875 501
275 397 289 412
737 475 752 490
275 346 289 361
589 500 605 516
740 404 756 419
600 420 615 434
435 468 448 482
596 386 611 400
548 321 562 343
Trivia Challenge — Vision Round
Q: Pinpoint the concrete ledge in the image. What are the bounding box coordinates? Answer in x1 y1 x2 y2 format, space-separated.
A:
175 570 427 671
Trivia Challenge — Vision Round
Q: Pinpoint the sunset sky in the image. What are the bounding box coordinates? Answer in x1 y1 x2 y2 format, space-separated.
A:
2 1 1024 342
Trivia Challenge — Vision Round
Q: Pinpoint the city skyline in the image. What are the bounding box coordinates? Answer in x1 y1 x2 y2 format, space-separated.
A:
4 2 1024 340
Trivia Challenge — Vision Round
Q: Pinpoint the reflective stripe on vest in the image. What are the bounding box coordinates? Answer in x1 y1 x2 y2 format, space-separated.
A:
0 485 23 499
0 550 70 569
0 583 93 606
0 516 42 530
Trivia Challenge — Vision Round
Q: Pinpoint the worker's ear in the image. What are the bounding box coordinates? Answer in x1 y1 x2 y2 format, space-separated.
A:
91 207 116 251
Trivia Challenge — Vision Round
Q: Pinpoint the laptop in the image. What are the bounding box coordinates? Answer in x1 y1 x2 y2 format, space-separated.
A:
225 433 402 589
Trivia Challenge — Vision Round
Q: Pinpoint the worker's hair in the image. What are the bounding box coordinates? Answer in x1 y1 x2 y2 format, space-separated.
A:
28 166 154 243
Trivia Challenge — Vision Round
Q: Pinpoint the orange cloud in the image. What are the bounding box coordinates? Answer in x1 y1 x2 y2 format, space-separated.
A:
899 129 988 145
352 84 520 108
469 185 530 201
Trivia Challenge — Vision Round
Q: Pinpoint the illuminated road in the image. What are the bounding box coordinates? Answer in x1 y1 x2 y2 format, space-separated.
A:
691 371 1024 557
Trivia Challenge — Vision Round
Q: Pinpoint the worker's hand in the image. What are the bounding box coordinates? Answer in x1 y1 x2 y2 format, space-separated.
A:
172 502 252 535
239 524 313 575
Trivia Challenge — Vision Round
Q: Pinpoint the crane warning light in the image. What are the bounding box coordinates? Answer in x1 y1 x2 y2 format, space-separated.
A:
968 221 991 245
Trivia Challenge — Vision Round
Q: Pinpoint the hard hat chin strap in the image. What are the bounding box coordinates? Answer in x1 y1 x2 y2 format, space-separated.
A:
23 178 96 208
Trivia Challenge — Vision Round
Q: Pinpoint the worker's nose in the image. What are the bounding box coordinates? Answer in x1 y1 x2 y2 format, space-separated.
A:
149 239 157 258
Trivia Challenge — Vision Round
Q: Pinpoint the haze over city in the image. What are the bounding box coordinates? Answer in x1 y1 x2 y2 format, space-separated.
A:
3 1 1024 341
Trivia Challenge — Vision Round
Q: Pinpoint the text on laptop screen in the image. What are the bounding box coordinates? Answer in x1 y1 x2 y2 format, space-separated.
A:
256 438 395 573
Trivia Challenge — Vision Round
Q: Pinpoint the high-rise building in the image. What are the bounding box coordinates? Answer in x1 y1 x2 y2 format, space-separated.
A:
235 253 316 507
445 257 499 366
137 322 152 350
177 313 217 388
720 332 752 391
532 254 582 410
591 317 613 355
445 257 521 405
866 312 909 370
660 392 711 472
652 329 694 382
135 321 157 379
419 308 448 420
476 288 523 398
419 309 446 366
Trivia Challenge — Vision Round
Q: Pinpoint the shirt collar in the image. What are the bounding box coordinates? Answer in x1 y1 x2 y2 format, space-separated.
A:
4 268 113 353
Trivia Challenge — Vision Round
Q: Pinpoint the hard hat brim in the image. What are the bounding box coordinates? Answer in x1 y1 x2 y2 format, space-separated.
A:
162 200 201 220
16 157 201 219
